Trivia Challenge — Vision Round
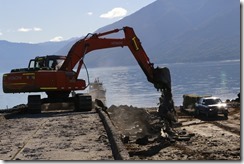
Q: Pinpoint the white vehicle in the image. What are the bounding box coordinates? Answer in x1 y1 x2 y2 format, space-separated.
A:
195 97 228 118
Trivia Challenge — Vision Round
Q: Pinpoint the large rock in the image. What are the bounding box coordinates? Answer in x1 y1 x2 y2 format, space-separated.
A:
182 94 208 109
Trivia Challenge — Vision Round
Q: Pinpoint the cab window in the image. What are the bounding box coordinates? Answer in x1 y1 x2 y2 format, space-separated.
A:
28 60 35 69
35 58 46 68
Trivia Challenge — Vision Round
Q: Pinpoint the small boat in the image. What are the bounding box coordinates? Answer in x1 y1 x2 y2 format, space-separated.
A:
88 78 106 105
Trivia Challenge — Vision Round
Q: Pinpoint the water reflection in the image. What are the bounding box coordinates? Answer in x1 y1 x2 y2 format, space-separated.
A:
0 60 240 109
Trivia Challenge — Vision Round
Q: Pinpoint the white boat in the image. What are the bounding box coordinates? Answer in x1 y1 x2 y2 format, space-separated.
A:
88 78 106 105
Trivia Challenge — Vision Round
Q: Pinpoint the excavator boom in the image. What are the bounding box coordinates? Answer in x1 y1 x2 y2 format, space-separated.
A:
60 26 171 91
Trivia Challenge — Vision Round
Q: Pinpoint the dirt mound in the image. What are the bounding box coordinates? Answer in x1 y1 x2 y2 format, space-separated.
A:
107 105 163 141
107 105 240 160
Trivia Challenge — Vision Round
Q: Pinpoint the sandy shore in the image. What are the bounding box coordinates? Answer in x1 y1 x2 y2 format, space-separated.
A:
0 109 113 160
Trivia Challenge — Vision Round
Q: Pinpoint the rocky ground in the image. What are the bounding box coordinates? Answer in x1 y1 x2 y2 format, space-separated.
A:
0 101 241 161
107 103 241 160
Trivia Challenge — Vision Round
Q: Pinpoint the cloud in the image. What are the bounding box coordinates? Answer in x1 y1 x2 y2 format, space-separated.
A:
50 36 63 42
0 32 2 36
17 27 42 32
100 7 127 19
87 12 93 16
33 27 42 31
18 27 32 32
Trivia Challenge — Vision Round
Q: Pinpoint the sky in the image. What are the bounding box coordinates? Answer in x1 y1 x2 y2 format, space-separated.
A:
0 0 156 43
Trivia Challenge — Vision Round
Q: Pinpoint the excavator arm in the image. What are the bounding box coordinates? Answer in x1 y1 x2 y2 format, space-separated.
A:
60 26 171 91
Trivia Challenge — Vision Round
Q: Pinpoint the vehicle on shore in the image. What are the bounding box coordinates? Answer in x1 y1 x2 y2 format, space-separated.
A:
195 97 228 118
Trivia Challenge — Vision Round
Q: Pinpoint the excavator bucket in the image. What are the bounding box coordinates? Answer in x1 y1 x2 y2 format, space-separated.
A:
153 67 171 91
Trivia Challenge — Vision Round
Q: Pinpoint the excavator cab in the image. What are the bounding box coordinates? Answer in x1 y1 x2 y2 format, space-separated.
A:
9 55 66 73
27 55 66 71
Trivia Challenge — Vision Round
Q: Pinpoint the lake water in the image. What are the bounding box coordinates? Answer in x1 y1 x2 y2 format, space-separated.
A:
0 60 240 109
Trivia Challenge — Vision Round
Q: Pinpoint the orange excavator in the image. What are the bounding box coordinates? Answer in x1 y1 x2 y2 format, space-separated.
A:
2 26 173 114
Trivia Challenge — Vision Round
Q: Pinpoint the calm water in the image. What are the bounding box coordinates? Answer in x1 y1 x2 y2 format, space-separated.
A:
0 60 240 109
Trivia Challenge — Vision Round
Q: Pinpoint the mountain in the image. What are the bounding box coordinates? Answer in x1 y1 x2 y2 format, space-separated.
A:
0 39 77 72
0 0 240 71
81 0 240 67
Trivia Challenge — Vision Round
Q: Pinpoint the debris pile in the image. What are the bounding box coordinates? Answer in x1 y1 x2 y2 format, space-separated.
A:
107 105 163 143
